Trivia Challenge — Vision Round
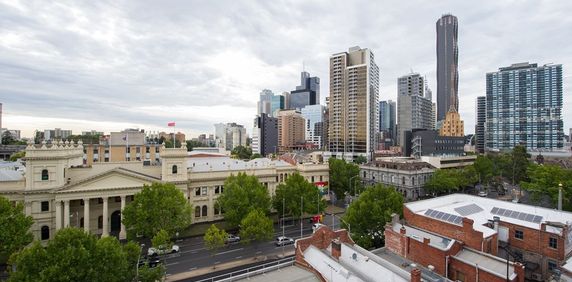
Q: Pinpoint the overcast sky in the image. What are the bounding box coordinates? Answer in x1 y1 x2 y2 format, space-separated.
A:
1 0 571 138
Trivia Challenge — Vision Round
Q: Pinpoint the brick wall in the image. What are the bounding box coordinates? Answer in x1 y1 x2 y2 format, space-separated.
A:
404 207 488 252
448 256 523 282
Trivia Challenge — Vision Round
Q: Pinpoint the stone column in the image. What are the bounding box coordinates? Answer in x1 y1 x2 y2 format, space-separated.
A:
119 195 126 240
25 201 32 216
83 198 90 233
63 200 70 227
55 200 62 230
102 197 109 237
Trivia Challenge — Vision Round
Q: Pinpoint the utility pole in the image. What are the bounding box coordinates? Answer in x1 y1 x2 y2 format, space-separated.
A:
282 196 285 257
300 196 303 238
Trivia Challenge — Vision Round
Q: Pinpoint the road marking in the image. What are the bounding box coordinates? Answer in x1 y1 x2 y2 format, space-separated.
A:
215 248 243 256
189 267 197 271
166 262 179 266
180 247 205 254
256 251 262 254
215 261 221 264
235 256 242 259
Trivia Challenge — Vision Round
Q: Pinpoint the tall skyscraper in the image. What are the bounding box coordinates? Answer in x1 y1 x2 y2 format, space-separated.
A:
486 63 563 151
379 100 396 145
270 95 285 117
277 110 305 153
436 14 459 122
328 46 379 161
214 123 247 150
475 96 486 154
290 71 320 110
301 105 325 148
397 73 434 152
258 89 274 115
252 113 278 156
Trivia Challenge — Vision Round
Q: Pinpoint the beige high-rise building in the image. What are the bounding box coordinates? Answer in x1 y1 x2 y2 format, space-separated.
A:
277 110 305 153
439 109 464 137
327 46 379 161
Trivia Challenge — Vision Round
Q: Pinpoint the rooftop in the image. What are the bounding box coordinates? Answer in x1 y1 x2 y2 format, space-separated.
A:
0 169 24 182
453 248 516 280
235 265 319 282
188 157 293 173
405 194 572 237
392 223 455 251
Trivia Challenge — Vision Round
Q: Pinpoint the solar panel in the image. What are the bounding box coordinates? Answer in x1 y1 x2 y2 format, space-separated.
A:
490 207 543 224
454 204 484 216
436 212 445 219
423 209 463 226
454 217 463 224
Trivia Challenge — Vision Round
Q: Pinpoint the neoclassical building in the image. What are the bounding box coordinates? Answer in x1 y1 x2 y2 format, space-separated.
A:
0 140 329 242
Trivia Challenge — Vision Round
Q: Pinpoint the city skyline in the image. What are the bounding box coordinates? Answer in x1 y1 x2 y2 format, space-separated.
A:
1 1 571 138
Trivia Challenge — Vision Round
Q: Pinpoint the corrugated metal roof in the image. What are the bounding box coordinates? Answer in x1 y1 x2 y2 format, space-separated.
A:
0 170 24 181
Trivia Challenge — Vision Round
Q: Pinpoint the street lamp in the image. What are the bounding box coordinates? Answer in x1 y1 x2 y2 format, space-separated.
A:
136 243 145 280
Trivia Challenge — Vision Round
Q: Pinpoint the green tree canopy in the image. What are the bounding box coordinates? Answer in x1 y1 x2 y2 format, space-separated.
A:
0 196 33 265
217 173 272 227
151 229 171 250
9 151 25 162
354 156 367 165
186 140 207 151
231 146 252 160
123 182 193 238
510 145 531 184
239 209 273 244
521 164 572 211
204 224 227 268
250 153 262 159
9 228 137 282
273 172 325 218
328 158 361 198
341 184 403 249
473 155 494 184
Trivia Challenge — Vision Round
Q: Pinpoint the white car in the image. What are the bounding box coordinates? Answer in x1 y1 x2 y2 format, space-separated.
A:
275 236 294 246
478 191 487 197
148 244 179 256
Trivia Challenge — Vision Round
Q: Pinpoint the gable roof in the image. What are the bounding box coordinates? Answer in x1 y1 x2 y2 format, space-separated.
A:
56 167 161 193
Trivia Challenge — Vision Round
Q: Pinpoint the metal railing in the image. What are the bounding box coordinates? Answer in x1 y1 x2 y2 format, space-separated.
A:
194 256 296 282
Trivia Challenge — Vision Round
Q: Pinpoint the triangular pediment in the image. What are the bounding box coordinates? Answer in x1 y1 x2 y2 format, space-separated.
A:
57 168 159 193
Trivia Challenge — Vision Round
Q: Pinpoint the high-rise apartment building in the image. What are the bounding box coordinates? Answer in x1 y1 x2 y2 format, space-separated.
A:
290 71 320 110
379 100 396 145
475 96 486 154
214 123 247 150
436 14 459 122
44 128 72 140
277 110 305 153
328 46 379 161
252 113 278 156
301 105 325 148
397 73 434 153
486 62 563 151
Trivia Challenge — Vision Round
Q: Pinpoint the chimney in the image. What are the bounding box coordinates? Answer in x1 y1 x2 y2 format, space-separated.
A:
423 237 430 245
410 268 421 282
331 239 341 260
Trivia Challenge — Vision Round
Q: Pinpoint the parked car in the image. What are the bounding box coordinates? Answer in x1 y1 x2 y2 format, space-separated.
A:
275 236 294 246
225 234 241 244
147 244 179 256
138 256 162 268
478 191 488 197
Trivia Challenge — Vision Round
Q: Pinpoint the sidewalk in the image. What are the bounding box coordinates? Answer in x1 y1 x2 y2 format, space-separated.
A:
165 250 296 281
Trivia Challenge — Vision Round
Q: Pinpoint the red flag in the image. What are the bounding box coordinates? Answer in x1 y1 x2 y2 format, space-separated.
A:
168 122 176 127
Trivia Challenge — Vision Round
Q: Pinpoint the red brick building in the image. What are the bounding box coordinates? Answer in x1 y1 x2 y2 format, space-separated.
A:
385 194 572 281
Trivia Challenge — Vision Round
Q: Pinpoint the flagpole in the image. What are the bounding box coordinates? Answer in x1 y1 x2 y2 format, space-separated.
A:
126 133 129 161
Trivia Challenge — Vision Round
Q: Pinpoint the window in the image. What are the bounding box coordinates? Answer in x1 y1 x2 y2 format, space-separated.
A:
41 226 50 240
402 177 405 185
320 175 323 181
455 270 465 282
548 260 558 271
549 237 558 249
146 146 150 153
80 217 84 228
136 147 141 153
214 205 220 215
311 176 315 182
195 206 200 218
201 187 207 196
41 201 49 212
98 198 103 204
98 216 103 229
41 169 49 181
195 188 201 196
114 196 121 202
202 205 208 217
515 230 524 240
172 165 178 174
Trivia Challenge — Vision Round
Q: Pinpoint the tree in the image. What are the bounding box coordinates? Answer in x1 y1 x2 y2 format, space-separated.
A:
328 158 361 199
151 229 171 250
521 164 572 211
0 196 33 265
203 224 227 268
1 131 15 145
9 228 137 282
239 209 273 245
424 169 463 195
250 153 262 159
231 146 252 160
217 173 272 227
163 139 181 148
511 145 530 185
186 140 205 151
123 182 193 238
473 155 493 184
461 165 479 188
9 151 25 162
341 184 403 249
273 173 325 219
354 156 367 165
138 264 165 282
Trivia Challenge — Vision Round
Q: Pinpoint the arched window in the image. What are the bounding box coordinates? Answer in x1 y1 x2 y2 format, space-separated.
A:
202 205 208 217
195 206 200 218
41 226 50 240
98 216 103 229
402 177 405 185
172 165 178 174
412 177 415 186
41 169 49 181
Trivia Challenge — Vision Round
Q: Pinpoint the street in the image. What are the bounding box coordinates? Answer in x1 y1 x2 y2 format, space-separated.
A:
162 213 342 277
